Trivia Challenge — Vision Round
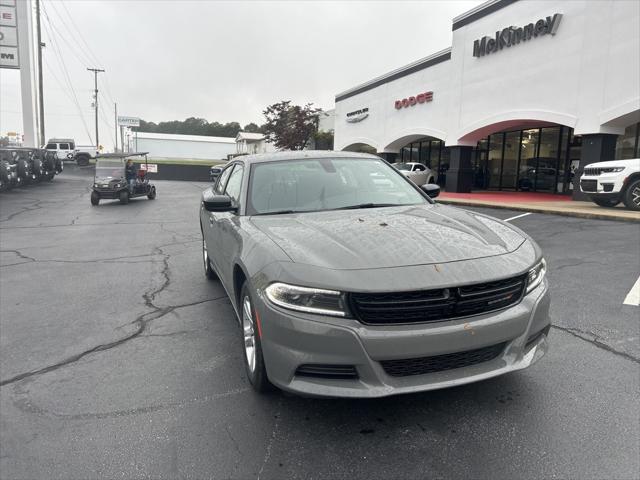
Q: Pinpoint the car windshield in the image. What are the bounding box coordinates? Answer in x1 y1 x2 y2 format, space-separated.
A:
95 160 124 180
248 157 429 215
394 163 411 171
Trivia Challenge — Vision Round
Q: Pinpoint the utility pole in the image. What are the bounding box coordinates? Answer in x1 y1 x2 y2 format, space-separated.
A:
35 0 45 146
87 68 105 150
114 102 118 152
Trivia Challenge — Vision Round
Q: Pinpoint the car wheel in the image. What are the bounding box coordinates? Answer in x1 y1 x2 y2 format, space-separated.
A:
240 282 273 393
119 190 129 204
147 186 156 200
592 197 620 208
202 237 217 280
90 191 100 206
623 179 640 211
46 172 55 181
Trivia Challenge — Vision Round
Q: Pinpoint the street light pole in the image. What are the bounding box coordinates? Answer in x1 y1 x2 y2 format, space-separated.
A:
114 102 118 152
87 68 105 150
35 0 45 146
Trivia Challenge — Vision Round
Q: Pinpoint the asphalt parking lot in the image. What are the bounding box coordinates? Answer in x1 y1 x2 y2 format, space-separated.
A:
1 172 639 480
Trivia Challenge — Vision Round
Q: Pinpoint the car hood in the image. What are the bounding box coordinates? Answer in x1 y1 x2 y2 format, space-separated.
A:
585 158 639 169
249 204 526 270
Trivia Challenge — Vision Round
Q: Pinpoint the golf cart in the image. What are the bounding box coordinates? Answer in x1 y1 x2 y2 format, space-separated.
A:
90 152 156 205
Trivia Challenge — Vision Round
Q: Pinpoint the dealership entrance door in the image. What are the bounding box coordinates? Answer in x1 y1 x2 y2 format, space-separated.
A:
471 126 581 194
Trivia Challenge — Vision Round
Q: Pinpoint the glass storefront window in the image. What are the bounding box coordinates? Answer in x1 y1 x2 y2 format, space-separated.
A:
557 127 570 193
615 123 639 159
488 134 504 188
439 146 450 187
518 129 540 191
419 141 430 167
502 131 520 189
535 127 561 193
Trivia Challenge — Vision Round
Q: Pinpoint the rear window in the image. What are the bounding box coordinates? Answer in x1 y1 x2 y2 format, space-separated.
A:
45 144 56 149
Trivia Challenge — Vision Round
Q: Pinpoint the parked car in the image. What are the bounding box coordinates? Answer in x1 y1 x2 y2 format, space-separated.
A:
0 147 63 191
45 138 97 166
200 151 550 398
393 162 436 185
579 158 640 210
90 152 156 205
517 167 557 191
210 166 223 182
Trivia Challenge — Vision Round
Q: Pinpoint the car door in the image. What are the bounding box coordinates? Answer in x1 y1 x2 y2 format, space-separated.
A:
202 164 234 275
213 163 245 289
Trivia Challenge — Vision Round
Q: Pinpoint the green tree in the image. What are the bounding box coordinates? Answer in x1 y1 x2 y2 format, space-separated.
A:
262 101 321 150
313 130 334 150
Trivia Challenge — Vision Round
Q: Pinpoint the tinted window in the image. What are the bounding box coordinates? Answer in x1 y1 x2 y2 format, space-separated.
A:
45 144 56 149
248 157 428 215
214 165 234 195
224 164 244 204
59 143 70 149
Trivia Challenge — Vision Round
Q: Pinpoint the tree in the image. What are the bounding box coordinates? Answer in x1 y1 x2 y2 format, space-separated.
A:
262 101 321 150
313 130 334 150
243 122 264 134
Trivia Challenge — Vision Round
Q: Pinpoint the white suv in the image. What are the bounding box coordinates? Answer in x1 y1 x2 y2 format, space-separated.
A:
579 158 640 210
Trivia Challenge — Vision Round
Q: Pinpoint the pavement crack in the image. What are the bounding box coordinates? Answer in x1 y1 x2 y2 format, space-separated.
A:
551 324 640 364
257 397 283 480
0 249 37 263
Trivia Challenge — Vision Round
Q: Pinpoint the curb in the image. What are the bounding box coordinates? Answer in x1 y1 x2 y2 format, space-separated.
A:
437 199 640 223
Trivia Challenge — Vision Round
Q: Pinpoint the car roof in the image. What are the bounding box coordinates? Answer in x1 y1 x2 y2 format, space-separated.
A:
232 150 382 165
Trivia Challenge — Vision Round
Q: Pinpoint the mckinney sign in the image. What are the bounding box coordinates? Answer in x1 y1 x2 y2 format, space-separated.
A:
473 13 562 58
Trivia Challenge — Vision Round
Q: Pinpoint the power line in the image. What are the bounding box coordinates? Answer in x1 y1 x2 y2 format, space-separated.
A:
56 0 117 106
40 4 94 144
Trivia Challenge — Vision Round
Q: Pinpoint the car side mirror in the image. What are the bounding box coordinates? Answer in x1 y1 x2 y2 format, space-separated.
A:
420 184 440 198
203 190 237 212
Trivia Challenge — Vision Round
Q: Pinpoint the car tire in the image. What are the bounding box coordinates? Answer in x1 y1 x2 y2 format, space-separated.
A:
46 172 55 181
592 197 620 208
202 237 217 280
119 190 129 204
147 186 156 200
90 191 100 206
240 282 273 393
76 155 90 167
623 179 640 211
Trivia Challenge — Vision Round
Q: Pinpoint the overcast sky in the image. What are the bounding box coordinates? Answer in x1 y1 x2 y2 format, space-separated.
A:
1 0 481 149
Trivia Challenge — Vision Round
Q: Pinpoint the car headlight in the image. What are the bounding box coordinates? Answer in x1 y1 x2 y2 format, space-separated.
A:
264 282 348 317
526 259 547 294
609 167 625 172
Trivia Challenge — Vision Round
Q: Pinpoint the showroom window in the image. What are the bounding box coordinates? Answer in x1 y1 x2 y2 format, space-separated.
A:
615 123 640 159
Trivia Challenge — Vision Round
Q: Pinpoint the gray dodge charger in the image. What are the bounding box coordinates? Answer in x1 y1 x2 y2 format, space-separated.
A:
200 151 550 398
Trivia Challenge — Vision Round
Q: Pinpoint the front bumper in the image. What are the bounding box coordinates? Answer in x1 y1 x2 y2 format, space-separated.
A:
580 174 624 195
255 280 551 398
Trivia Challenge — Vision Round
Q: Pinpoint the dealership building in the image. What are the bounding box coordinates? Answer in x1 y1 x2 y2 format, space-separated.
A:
334 0 640 198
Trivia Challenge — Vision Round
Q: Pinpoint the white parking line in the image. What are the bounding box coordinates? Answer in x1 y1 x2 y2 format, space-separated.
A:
623 276 640 306
504 212 532 222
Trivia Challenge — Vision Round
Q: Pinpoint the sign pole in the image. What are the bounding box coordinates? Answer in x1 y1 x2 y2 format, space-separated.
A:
114 102 118 152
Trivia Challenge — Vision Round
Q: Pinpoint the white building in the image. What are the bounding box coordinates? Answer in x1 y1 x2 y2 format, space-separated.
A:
235 131 276 155
334 0 640 198
129 132 236 161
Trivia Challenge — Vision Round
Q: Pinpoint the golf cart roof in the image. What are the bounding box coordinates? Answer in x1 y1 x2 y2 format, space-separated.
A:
96 152 148 159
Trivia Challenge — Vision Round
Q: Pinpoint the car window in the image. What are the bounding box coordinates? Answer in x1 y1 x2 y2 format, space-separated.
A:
415 164 426 171
248 157 428 215
69 142 75 149
224 164 244 204
45 143 56 149
214 165 234 195
59 143 70 150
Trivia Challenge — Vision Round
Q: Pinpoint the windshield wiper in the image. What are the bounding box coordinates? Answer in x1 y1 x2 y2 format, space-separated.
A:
332 203 398 210
254 209 298 216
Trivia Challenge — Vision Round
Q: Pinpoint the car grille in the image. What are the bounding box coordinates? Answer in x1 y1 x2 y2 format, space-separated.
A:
580 179 598 192
295 364 358 380
583 167 619 176
348 274 527 325
380 342 506 377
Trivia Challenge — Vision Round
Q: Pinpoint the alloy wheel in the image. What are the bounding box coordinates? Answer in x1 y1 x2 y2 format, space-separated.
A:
242 295 256 374
632 185 640 207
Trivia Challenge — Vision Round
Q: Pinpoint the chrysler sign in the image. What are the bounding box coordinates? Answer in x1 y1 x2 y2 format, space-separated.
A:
346 107 369 123
473 13 562 58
